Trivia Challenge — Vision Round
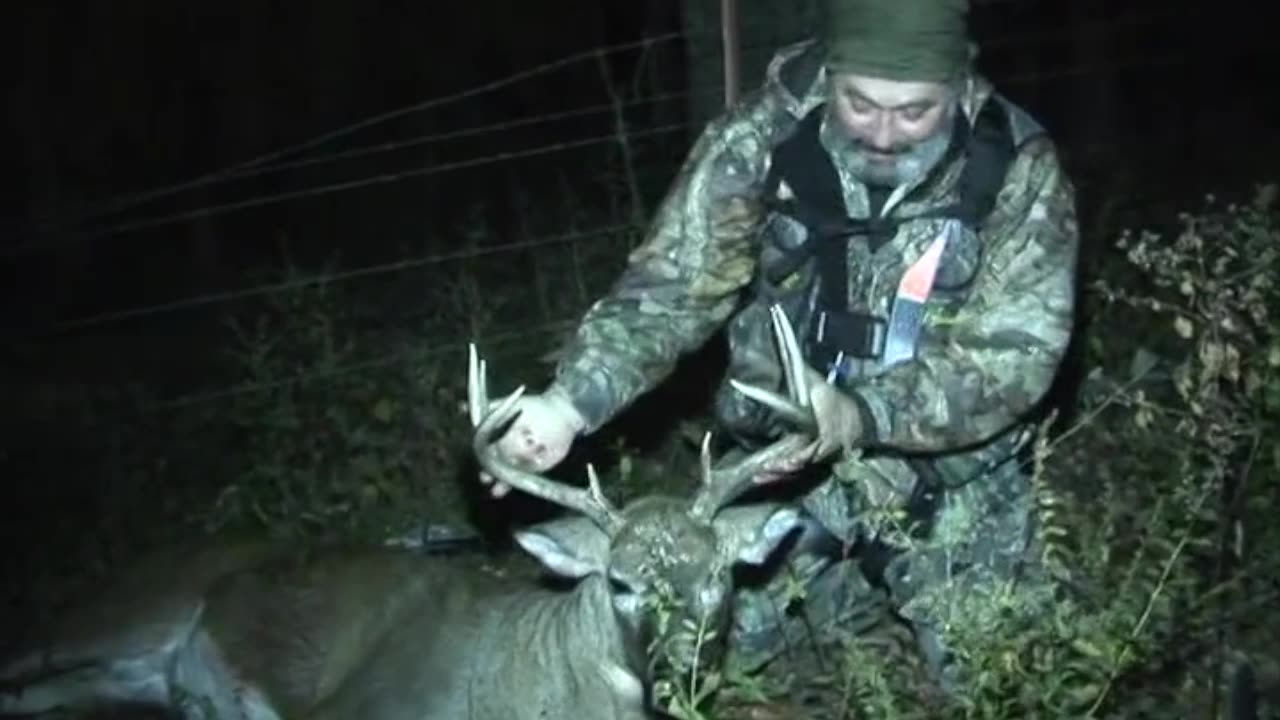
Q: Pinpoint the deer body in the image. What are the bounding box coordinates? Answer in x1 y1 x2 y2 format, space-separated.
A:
1 499 803 720
2 308 822 720
220 545 649 720
1 529 674 720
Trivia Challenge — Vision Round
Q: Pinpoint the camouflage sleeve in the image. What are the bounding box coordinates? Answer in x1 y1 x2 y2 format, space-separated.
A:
849 136 1079 453
549 108 773 432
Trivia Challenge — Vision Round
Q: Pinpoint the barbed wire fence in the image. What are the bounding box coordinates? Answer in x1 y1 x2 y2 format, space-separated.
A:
0 6 1187 240
0 5 1196 252
0 7 1246 435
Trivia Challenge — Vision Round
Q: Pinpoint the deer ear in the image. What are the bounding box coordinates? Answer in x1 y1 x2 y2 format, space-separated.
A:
513 516 611 579
714 504 804 566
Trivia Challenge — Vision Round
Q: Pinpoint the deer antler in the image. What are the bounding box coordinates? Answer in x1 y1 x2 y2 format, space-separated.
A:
689 305 820 521
468 344 623 533
729 304 821 435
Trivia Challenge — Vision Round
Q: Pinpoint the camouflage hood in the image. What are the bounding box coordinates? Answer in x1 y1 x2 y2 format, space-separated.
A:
756 38 1042 161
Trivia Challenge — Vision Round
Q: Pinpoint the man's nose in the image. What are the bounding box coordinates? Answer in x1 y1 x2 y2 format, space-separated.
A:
870 114 896 151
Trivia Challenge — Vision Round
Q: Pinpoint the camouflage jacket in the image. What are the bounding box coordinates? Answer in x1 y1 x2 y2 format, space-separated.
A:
550 39 1079 457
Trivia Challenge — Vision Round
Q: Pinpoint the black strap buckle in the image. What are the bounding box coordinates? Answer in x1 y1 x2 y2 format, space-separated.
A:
809 310 886 377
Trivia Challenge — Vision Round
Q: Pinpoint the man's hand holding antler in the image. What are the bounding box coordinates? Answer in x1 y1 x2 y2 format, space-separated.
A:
801 366 866 462
730 306 870 483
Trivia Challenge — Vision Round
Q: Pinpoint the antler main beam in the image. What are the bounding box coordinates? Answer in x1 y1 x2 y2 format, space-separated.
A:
468 344 623 533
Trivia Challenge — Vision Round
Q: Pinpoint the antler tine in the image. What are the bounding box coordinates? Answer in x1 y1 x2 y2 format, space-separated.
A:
689 305 821 521
584 463 619 518
467 343 623 532
728 304 819 434
467 343 487 427
699 431 713 488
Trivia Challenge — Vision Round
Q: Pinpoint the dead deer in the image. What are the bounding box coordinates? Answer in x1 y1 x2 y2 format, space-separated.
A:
0 307 821 720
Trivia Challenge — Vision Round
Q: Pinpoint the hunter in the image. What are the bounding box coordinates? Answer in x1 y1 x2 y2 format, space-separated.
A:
485 0 1079 694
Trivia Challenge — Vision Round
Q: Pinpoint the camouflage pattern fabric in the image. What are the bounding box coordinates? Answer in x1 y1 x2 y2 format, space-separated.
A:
549 38 1079 687
724 444 1059 691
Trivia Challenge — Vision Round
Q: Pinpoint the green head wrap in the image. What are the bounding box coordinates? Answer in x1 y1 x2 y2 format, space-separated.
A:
823 0 972 83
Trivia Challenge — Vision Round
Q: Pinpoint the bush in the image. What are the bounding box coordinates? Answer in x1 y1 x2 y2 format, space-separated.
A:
198 261 478 543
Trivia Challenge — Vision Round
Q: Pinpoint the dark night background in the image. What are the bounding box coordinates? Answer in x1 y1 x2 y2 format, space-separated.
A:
1 0 1277 714
2 0 1272 364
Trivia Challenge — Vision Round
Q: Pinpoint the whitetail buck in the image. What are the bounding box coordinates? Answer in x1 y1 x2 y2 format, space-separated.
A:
0 307 821 720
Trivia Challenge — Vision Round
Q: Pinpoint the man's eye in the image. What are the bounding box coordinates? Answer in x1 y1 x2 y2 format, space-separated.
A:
900 106 929 122
842 92 870 112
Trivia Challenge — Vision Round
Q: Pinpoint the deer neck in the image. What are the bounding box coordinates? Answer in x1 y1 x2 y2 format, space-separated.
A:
469 574 649 716
531 575 645 680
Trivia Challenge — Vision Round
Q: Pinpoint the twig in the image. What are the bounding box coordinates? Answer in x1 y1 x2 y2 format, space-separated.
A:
1012 359 1157 482
1087 482 1215 716
595 50 647 235
1208 429 1261 720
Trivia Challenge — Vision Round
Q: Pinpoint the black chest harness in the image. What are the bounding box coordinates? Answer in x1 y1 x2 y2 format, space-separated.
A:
759 98 1019 375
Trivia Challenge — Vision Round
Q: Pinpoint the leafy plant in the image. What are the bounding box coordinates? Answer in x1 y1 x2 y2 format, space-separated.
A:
718 185 1280 719
200 262 470 543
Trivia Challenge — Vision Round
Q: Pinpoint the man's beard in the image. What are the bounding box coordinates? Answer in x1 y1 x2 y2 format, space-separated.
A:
823 110 956 189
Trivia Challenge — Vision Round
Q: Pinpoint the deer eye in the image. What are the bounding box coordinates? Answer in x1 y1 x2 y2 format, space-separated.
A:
608 572 636 595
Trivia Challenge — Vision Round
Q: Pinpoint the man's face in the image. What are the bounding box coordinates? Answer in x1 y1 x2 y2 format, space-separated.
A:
825 72 959 187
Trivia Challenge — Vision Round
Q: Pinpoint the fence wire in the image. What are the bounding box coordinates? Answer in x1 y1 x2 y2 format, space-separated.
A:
11 48 1234 342
3 7 1251 433
1 5 1194 257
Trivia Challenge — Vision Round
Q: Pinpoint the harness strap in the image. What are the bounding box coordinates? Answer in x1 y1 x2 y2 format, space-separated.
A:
760 95 1017 367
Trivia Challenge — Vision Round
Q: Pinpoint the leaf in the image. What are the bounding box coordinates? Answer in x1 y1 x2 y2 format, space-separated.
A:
692 671 723 702
372 397 396 423
1173 315 1194 339
1064 682 1104 708
1128 347 1162 382
1069 638 1107 660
